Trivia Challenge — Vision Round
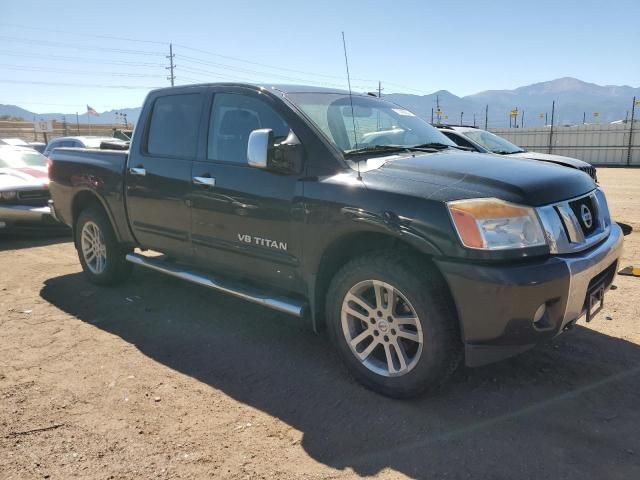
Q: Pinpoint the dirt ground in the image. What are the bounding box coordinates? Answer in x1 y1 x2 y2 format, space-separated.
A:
1 168 639 480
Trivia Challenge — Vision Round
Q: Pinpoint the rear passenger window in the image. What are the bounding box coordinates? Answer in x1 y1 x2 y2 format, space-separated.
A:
207 93 290 164
147 94 202 159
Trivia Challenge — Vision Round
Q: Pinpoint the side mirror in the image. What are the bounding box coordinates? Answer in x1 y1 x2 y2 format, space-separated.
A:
247 128 273 169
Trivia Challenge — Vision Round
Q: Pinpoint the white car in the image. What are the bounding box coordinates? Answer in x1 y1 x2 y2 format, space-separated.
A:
436 125 598 182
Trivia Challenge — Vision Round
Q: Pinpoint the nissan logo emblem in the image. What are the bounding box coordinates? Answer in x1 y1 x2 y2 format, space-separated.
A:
580 204 593 229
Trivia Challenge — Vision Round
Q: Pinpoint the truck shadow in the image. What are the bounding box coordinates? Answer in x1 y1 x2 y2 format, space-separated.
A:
0 229 71 251
41 269 640 479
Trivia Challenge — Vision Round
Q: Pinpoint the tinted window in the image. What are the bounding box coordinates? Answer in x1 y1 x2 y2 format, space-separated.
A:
147 94 202 158
208 93 290 163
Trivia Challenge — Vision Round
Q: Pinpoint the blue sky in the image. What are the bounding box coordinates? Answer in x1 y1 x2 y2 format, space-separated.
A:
1 0 639 114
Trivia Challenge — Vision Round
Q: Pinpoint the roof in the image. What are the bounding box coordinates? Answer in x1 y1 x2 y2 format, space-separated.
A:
150 82 355 96
48 136 125 142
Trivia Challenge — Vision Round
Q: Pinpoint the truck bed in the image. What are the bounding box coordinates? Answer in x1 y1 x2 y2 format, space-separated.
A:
48 148 134 243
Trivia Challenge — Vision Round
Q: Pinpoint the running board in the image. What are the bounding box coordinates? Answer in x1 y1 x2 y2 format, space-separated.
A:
126 253 306 317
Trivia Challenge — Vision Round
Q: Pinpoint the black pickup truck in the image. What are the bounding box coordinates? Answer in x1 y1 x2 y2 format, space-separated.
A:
48 83 623 397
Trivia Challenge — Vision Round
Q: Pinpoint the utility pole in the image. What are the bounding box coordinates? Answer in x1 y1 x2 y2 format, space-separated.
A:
473 113 477 127
521 110 525 128
484 104 488 130
377 81 382 98
627 96 636 166
548 101 555 154
545 112 548 126
166 43 176 86
436 95 441 124
76 112 80 134
431 107 434 124
460 112 463 126
124 113 128 129
583 112 586 124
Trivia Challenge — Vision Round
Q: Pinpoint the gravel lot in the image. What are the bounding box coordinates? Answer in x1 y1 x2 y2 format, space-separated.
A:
1 168 639 480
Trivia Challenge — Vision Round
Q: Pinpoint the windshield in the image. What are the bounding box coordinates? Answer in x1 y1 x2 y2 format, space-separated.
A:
462 130 524 154
0 149 48 168
286 93 456 154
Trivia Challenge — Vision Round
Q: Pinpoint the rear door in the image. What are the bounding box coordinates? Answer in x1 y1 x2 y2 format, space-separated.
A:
190 89 305 292
125 90 205 258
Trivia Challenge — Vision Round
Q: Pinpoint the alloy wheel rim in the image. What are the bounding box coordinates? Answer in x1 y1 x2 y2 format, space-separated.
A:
81 221 107 274
341 279 423 377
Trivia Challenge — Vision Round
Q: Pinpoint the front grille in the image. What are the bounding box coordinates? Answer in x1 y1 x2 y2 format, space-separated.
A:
16 189 50 206
536 189 611 255
579 165 597 181
568 195 598 236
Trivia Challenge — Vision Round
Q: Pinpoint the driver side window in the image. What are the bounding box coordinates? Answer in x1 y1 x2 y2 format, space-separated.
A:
207 93 290 164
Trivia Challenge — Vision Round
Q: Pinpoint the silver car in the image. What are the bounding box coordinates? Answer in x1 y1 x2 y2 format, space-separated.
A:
0 146 60 230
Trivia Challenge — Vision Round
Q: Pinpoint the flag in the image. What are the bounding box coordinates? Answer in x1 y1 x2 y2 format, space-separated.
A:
86 105 99 116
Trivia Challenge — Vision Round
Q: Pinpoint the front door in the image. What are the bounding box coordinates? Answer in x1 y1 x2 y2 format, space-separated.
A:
190 91 304 292
125 92 204 258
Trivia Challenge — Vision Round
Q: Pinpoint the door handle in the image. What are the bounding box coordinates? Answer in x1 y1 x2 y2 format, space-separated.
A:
129 167 146 176
193 176 216 187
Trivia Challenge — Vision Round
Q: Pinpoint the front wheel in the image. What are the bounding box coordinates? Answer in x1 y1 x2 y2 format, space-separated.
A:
75 207 132 285
326 252 461 398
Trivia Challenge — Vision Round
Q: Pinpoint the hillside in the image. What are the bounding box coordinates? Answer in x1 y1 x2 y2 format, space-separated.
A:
2 78 639 128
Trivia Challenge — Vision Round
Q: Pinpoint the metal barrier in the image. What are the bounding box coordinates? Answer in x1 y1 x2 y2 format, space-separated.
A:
490 123 639 166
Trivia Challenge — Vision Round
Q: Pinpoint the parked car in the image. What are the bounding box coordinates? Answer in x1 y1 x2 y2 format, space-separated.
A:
1 138 30 147
49 83 623 397
43 136 128 157
436 125 598 181
0 138 46 153
0 145 60 230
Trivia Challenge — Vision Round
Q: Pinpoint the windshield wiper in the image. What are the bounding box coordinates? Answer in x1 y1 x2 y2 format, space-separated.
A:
493 149 525 155
409 142 455 150
345 145 413 156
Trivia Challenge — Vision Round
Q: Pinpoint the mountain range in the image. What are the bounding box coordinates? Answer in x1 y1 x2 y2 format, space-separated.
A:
1 77 638 128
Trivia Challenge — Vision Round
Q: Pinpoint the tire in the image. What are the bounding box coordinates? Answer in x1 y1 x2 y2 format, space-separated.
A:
325 251 461 398
75 206 132 285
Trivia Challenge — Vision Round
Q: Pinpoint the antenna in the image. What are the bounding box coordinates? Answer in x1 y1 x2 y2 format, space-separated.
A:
341 31 361 180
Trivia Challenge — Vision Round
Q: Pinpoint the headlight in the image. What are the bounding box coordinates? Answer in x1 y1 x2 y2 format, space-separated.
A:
0 191 17 201
448 198 547 250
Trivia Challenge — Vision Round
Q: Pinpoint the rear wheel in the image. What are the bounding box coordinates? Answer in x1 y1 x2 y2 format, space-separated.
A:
75 207 132 285
326 251 461 398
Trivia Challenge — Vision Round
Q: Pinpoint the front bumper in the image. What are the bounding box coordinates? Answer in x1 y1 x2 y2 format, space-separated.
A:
0 204 58 228
436 223 624 367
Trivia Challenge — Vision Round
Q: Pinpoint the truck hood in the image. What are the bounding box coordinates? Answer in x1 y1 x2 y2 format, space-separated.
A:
507 151 590 168
0 166 49 190
359 150 595 207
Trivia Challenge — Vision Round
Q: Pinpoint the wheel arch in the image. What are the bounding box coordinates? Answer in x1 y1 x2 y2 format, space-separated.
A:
71 190 121 247
310 230 447 333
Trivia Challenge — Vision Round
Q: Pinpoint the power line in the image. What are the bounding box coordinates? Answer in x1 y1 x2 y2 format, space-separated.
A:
0 22 168 45
0 50 165 67
0 79 160 89
0 64 165 78
0 36 165 56
178 56 373 90
174 43 375 82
